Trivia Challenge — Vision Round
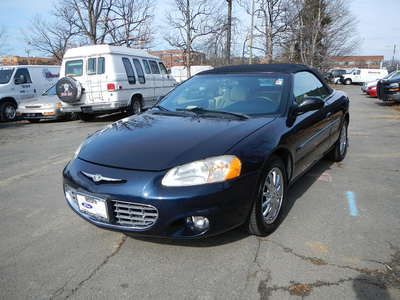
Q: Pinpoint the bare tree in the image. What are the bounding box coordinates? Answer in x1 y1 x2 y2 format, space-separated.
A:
226 0 233 64
0 27 6 55
108 0 154 48
166 0 219 77
253 0 289 63
25 6 78 63
281 0 358 69
64 0 114 44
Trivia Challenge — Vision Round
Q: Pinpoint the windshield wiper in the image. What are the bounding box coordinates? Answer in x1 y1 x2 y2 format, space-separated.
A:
176 107 249 120
152 104 169 111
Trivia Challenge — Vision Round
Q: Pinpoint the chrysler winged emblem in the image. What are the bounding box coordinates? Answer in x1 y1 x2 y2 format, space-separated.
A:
81 171 126 183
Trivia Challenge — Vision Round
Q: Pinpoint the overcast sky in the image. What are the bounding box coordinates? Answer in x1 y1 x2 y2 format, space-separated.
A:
0 0 398 60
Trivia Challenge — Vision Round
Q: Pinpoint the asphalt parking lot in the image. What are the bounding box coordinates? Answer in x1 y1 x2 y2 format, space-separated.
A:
0 85 399 299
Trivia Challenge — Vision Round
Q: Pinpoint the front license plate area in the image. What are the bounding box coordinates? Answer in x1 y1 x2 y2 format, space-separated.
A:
81 106 93 113
77 193 108 221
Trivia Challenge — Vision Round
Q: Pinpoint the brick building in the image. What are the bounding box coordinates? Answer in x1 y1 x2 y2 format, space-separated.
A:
329 56 384 69
0 56 58 66
149 50 206 68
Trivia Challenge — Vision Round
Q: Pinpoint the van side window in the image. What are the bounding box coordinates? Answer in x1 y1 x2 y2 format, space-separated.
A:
132 59 145 84
65 60 83 77
122 57 136 84
87 58 96 75
142 60 151 74
14 68 32 84
149 60 160 74
98 57 105 74
158 62 168 75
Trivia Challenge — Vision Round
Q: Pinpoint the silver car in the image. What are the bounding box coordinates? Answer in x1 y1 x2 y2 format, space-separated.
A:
17 85 77 123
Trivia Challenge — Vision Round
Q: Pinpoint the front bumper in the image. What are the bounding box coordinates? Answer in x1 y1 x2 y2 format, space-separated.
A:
61 102 127 113
63 158 259 239
17 108 64 120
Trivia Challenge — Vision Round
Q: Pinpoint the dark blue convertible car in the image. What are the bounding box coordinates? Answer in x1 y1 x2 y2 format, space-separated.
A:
63 64 349 238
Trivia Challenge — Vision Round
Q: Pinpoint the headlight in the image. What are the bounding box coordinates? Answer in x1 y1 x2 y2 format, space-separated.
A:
389 82 399 88
161 155 242 187
56 102 62 109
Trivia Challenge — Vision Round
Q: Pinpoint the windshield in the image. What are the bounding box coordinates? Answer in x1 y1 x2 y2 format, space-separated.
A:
159 74 287 116
386 71 400 80
0 68 15 84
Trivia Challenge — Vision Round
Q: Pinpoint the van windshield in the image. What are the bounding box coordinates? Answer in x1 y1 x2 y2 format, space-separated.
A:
0 68 14 84
65 60 83 77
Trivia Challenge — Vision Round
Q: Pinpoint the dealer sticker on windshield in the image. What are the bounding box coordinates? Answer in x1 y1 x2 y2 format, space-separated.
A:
275 78 284 85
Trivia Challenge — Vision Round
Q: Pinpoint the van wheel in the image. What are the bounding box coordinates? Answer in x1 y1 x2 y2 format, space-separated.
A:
69 112 79 121
79 113 95 121
128 98 142 115
248 156 287 236
344 78 352 85
0 101 17 122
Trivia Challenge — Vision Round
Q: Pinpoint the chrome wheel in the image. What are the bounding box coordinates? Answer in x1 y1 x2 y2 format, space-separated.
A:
261 167 284 224
339 124 347 155
4 104 16 121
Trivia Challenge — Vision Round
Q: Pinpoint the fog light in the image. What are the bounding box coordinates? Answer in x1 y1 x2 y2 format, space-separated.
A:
64 185 77 205
186 216 209 231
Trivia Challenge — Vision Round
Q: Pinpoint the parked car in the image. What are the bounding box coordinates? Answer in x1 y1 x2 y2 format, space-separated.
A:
366 85 377 97
377 71 400 102
340 68 388 85
63 64 350 238
56 45 176 121
361 70 400 93
0 65 59 121
170 65 213 83
17 84 77 123
325 69 347 84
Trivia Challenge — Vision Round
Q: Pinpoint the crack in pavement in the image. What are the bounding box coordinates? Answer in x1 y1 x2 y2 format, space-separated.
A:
50 234 127 299
256 239 400 298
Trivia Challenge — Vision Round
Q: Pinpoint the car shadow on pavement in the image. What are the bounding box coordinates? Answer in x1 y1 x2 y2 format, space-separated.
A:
130 159 335 248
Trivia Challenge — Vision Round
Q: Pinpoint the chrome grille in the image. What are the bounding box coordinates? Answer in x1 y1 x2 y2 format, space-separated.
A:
112 200 158 229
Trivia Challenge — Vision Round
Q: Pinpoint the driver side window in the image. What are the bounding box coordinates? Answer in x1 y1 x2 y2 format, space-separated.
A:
14 68 32 84
293 72 330 104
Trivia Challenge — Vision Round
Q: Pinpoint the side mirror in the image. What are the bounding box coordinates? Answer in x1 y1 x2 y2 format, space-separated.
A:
167 69 171 74
14 75 26 84
295 97 324 115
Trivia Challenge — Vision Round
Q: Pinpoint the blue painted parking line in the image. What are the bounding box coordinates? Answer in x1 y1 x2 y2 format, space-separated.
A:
346 191 359 217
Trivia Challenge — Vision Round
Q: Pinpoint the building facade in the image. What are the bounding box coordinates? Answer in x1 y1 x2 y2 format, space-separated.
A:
0 56 58 66
149 50 206 68
329 56 384 69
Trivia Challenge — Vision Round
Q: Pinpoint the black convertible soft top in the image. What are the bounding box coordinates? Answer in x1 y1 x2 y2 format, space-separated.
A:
197 63 332 93
198 63 313 75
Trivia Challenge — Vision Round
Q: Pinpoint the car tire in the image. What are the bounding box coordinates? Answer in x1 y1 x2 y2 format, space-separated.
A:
0 101 17 122
69 112 79 121
28 119 41 123
127 97 142 115
327 120 348 162
344 78 352 85
248 156 287 236
79 113 95 121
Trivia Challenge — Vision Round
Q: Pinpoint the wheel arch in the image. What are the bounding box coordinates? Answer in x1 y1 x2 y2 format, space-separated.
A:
269 147 294 183
129 93 143 106
0 97 18 108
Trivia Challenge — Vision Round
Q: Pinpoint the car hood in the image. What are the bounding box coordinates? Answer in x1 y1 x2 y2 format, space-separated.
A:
19 95 58 108
78 112 275 171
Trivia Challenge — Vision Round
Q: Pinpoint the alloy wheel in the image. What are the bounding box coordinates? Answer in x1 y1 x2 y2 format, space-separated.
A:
261 167 284 224
4 104 16 121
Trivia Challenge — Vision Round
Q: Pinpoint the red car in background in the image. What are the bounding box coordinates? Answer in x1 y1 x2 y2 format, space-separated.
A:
367 85 377 97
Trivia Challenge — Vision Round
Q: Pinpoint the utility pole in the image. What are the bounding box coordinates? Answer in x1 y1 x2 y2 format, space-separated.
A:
392 44 396 68
226 0 232 65
249 0 255 64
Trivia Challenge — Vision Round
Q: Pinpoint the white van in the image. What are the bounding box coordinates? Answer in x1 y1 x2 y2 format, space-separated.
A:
57 45 176 120
171 65 214 83
341 68 388 85
0 65 60 121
